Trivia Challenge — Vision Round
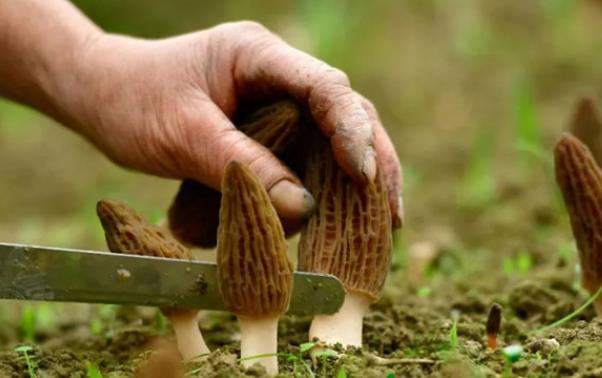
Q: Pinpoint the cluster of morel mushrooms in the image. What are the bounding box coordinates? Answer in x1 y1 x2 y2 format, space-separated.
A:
95 101 394 375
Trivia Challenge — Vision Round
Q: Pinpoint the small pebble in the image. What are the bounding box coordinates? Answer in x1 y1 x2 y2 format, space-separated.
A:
525 338 560 356
462 340 483 357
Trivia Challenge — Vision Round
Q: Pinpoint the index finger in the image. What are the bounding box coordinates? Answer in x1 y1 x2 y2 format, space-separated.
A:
233 31 376 184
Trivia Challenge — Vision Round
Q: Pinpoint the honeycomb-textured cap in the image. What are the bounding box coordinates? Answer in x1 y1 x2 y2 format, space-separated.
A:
97 199 192 260
168 101 301 248
555 133 602 293
237 100 300 155
216 161 293 317
298 131 392 302
570 97 602 166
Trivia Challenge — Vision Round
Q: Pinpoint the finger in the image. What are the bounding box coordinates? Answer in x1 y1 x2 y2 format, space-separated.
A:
183 99 315 222
360 97 404 228
233 32 376 184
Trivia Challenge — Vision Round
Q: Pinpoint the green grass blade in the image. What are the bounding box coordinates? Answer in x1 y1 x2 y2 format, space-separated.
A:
531 285 602 335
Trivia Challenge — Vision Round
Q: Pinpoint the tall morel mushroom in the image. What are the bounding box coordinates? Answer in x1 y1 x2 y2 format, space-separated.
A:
217 161 293 375
168 101 301 248
554 133 602 315
298 130 393 347
96 199 210 360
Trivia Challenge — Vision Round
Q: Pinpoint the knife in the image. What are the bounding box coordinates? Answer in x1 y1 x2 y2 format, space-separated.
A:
0 242 344 316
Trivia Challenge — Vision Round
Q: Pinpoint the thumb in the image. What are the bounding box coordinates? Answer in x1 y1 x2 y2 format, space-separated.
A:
185 101 315 222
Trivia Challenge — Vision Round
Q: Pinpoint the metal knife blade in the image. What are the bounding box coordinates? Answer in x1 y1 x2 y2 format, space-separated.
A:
0 242 344 315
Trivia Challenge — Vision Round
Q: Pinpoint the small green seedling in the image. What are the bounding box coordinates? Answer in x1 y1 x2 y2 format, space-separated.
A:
502 250 533 274
236 352 314 378
90 319 103 336
449 319 458 348
21 305 36 342
15 345 37 378
154 309 167 331
502 345 522 376
310 344 338 377
417 286 432 298
186 342 334 378
336 368 347 378
449 310 460 349
85 361 103 378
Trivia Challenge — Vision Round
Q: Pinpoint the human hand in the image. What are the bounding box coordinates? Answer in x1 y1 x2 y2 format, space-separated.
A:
57 21 403 227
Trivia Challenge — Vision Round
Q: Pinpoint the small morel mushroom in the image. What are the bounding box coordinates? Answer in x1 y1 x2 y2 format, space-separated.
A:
216 161 293 375
298 130 392 347
486 303 502 349
96 199 210 360
570 97 602 165
554 133 602 315
168 101 301 248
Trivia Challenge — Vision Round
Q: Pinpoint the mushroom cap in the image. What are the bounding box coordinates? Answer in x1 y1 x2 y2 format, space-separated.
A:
486 303 502 336
236 100 300 154
298 131 392 302
167 181 221 249
570 97 602 166
168 101 301 248
97 199 191 260
216 161 293 317
554 133 602 293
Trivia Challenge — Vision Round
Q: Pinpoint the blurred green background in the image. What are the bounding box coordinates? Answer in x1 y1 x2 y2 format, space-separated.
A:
2 0 602 342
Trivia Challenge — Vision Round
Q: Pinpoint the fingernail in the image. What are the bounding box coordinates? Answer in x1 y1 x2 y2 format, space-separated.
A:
269 180 316 220
362 148 377 183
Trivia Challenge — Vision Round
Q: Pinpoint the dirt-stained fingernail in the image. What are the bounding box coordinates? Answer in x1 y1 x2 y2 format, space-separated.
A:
362 148 377 183
269 180 316 220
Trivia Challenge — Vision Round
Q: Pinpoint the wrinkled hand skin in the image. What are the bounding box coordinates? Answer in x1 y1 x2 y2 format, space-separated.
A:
61 22 402 227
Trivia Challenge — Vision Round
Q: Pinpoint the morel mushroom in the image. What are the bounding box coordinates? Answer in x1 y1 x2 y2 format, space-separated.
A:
298 130 392 347
168 101 301 248
216 161 293 375
96 199 210 360
486 303 502 349
554 133 602 315
569 97 602 166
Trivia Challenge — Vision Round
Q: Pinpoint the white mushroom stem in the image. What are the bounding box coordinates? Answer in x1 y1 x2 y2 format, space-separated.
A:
168 310 210 361
238 315 279 375
309 291 371 348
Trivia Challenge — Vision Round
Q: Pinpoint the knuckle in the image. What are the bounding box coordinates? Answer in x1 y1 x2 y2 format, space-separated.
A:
230 20 271 36
246 154 278 185
310 82 352 112
217 128 246 163
321 67 350 87
360 95 377 113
